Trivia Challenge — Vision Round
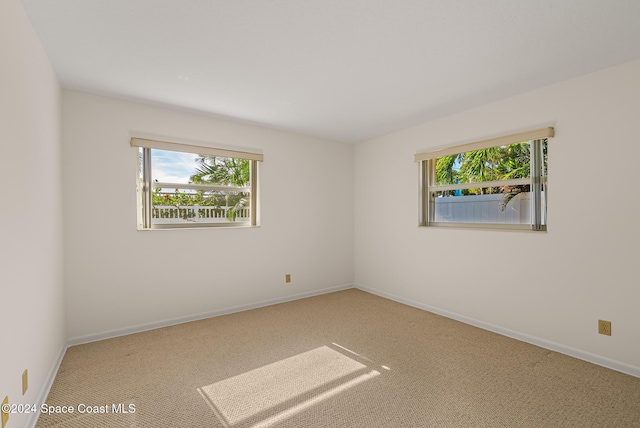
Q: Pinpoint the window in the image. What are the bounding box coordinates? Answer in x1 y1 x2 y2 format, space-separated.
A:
415 127 553 231
131 138 262 229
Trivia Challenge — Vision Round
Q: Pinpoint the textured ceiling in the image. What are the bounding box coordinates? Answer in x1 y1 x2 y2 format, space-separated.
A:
19 0 640 143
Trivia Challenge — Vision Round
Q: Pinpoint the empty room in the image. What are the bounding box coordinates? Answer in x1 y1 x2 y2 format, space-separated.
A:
2 0 640 427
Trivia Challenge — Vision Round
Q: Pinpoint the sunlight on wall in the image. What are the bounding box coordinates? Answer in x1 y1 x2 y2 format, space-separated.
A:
198 345 381 427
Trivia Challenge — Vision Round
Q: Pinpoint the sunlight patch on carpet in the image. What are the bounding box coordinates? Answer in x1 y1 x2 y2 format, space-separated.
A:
198 345 379 427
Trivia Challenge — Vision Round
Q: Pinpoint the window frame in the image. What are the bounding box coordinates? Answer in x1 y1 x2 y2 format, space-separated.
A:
415 128 553 231
132 138 262 230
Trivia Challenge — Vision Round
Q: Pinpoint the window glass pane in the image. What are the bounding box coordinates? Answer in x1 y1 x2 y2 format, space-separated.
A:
435 141 536 186
421 134 548 230
141 148 254 228
152 188 251 225
432 189 537 225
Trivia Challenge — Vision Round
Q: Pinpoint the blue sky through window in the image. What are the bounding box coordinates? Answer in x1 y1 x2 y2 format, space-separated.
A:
151 149 200 183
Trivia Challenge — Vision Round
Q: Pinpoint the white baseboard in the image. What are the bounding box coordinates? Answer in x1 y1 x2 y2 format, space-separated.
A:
25 343 67 428
356 284 640 379
67 283 354 346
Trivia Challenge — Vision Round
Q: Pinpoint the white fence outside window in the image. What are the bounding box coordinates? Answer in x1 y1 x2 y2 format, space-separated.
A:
434 192 534 224
152 205 250 224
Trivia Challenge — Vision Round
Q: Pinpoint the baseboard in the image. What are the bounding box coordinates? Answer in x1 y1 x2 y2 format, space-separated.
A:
356 284 640 378
67 283 354 346
25 343 67 428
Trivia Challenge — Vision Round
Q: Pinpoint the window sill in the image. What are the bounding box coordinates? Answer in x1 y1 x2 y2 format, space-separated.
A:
137 224 260 231
418 223 546 233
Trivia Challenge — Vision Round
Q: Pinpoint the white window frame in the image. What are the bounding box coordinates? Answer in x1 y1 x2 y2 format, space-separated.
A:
131 137 262 230
415 127 553 231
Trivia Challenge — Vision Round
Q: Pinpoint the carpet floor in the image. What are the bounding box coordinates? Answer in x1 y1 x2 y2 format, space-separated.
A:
36 289 640 427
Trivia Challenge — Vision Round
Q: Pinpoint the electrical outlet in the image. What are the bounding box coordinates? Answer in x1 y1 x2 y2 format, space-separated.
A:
2 396 8 428
285 274 291 283
598 320 612 336
22 369 28 395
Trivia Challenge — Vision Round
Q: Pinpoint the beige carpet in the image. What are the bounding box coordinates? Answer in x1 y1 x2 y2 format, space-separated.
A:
36 289 640 427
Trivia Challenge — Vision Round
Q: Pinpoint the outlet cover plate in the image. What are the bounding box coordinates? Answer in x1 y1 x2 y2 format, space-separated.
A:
598 320 612 336
2 396 8 428
22 369 28 395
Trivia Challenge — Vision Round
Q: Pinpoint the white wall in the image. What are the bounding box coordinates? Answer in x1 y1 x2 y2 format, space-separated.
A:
355 59 640 374
0 1 65 426
62 91 354 341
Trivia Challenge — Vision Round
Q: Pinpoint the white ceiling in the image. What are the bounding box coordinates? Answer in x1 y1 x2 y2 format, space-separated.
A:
20 0 640 143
